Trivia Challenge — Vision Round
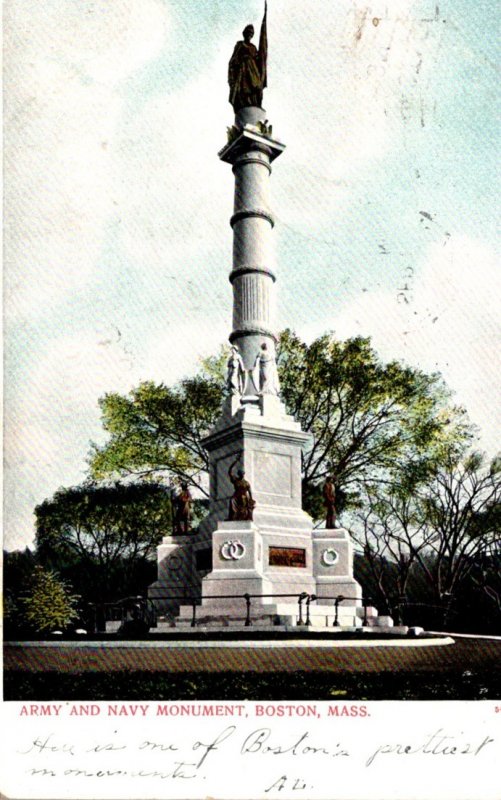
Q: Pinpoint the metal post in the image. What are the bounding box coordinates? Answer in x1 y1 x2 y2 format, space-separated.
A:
333 595 344 627
305 594 317 626
297 592 307 625
244 593 252 627
363 597 370 626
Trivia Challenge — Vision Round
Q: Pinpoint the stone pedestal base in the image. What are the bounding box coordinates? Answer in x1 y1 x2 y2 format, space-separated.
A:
148 535 197 617
201 521 272 608
312 528 362 604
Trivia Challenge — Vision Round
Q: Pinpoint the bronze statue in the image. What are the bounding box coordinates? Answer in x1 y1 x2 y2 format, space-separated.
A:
173 482 192 535
322 476 336 528
228 457 255 521
228 3 268 112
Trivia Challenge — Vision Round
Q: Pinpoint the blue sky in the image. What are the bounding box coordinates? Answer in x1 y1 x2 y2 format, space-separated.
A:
4 0 500 550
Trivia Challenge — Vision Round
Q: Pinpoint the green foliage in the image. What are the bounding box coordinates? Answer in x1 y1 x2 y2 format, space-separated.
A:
4 591 21 630
277 330 472 513
90 362 225 493
3 547 37 593
88 332 472 522
21 566 79 633
35 482 172 601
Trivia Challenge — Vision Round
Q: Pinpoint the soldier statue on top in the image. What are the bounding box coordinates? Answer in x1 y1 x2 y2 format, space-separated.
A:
228 2 268 111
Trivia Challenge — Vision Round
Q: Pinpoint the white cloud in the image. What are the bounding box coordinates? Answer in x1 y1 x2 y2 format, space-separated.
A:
113 46 233 279
4 0 171 321
4 314 229 550
4 331 138 546
323 235 501 454
267 0 438 229
4 2 498 551
140 319 228 386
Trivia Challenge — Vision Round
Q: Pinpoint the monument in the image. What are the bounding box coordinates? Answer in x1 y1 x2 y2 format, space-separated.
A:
149 6 385 628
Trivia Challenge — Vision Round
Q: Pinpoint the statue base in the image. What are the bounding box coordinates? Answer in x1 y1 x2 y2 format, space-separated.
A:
312 528 362 604
149 398 385 627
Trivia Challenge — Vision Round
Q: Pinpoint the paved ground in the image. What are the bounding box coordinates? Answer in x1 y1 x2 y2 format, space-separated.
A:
4 635 500 674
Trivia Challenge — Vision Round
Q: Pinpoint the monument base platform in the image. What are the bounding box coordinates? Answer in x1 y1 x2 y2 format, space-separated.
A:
175 601 373 628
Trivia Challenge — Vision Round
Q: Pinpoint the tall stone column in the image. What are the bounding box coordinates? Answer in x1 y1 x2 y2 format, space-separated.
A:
152 106 368 628
186 105 317 614
219 106 285 396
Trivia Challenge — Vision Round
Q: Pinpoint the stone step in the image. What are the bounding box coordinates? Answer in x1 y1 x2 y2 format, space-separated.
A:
173 607 363 629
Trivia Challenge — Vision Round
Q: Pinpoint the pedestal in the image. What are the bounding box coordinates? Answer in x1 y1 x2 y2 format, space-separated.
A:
149 105 375 629
201 521 271 607
198 397 316 607
312 528 362 604
148 535 197 617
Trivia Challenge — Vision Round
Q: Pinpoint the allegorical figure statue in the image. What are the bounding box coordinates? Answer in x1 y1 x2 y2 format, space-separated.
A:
228 3 268 112
228 457 255 521
226 345 246 396
322 476 337 529
173 482 192 535
252 342 280 395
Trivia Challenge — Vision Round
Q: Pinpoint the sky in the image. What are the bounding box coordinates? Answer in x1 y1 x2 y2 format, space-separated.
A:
4 0 500 551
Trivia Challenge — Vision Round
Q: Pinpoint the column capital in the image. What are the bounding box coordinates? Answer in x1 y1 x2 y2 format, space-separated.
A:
219 126 285 165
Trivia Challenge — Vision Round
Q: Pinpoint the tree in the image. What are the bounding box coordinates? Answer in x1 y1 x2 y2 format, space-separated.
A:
89 332 472 520
413 453 500 603
469 541 501 613
3 547 38 635
349 486 433 617
278 331 472 515
35 482 173 602
21 566 79 633
90 358 225 497
3 547 37 596
351 453 501 629
460 541 501 633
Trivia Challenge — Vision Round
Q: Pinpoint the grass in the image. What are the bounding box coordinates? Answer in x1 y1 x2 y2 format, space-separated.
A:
4 667 500 701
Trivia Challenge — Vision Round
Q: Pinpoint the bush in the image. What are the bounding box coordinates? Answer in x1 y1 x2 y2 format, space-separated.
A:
20 566 80 633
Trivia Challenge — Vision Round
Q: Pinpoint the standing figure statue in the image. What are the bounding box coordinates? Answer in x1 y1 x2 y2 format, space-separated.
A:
173 482 192 535
228 457 255 521
226 345 246 396
252 342 280 395
228 3 268 112
322 476 337 529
